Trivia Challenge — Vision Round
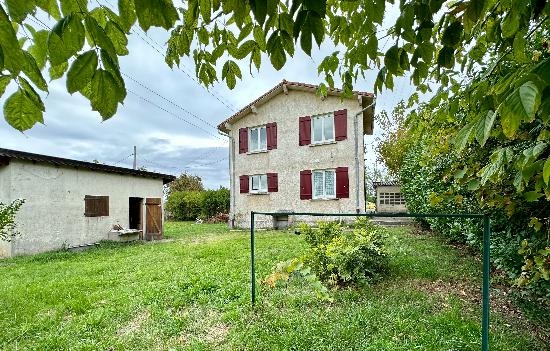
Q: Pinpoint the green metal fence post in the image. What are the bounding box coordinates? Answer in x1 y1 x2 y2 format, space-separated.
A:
482 215 491 351
251 211 256 306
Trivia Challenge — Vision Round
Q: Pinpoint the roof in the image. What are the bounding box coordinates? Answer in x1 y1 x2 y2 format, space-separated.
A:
217 79 375 134
373 181 400 188
0 148 175 184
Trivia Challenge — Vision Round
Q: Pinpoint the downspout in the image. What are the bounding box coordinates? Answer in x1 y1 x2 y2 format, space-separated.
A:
219 129 235 228
354 98 376 213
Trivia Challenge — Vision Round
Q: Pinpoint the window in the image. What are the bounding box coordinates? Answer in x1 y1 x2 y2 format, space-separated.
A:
249 126 267 152
250 174 267 193
379 192 406 205
84 195 109 217
312 114 334 143
313 170 336 199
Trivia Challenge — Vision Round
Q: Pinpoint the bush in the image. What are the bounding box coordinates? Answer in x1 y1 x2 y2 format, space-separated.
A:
166 187 230 221
298 220 390 287
0 199 25 242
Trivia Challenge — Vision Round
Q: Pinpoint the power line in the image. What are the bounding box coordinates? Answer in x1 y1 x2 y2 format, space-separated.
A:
127 88 228 142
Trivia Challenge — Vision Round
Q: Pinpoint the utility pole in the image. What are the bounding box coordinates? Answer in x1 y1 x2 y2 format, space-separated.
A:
133 145 137 170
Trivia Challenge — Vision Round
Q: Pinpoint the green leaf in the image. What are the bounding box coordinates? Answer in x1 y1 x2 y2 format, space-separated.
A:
49 61 68 80
467 179 480 191
48 14 85 65
222 60 241 89
437 46 455 69
543 157 550 184
251 47 261 70
501 12 520 38
106 21 129 55
6 0 35 22
134 0 179 31
524 191 543 202
249 0 267 25
464 0 486 33
234 40 256 59
303 0 326 17
36 0 61 20
3 88 44 131
0 6 25 73
0 75 12 96
299 19 313 55
67 50 98 94
28 30 49 69
366 35 377 61
85 16 118 63
117 0 137 33
498 81 541 138
384 45 400 75
441 21 463 48
454 122 474 152
89 69 122 119
60 0 80 16
512 31 528 63
18 77 45 111
0 46 3 69
21 52 48 92
266 31 286 70
100 49 125 102
253 25 266 50
475 110 496 146
199 0 211 22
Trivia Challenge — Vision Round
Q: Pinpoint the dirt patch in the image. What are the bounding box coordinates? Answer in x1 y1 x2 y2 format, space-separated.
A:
117 310 150 337
203 323 230 344
175 308 230 347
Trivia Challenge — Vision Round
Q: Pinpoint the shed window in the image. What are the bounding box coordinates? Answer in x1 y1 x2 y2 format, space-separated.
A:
379 192 406 205
85 195 109 217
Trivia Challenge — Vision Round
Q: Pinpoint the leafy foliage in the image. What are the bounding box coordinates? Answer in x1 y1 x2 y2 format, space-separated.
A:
2 1 549 132
0 199 25 242
166 172 204 195
165 187 229 221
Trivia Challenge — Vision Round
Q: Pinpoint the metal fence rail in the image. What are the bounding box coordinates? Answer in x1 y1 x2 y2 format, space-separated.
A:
250 211 491 351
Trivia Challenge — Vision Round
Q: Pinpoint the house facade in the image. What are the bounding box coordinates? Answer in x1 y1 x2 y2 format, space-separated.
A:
218 80 375 228
373 181 407 213
0 148 174 258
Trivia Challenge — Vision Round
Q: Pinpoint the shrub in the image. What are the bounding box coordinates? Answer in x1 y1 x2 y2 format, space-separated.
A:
201 187 230 218
0 199 25 242
299 220 390 287
166 187 230 221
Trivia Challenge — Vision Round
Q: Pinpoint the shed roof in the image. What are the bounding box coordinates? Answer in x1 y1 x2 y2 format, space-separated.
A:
0 148 175 184
373 181 400 188
217 79 375 134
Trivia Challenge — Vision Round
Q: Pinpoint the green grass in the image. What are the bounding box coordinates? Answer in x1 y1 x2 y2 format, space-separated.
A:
0 223 545 350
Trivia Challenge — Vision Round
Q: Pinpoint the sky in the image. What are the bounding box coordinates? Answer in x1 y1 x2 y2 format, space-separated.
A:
0 3 416 189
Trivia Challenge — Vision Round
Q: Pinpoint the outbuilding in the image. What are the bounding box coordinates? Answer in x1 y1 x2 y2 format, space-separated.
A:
0 148 175 258
373 181 407 213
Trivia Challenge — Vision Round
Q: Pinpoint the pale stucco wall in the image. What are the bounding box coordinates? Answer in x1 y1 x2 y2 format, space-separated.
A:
2 160 164 257
227 91 367 228
375 185 407 213
0 165 13 257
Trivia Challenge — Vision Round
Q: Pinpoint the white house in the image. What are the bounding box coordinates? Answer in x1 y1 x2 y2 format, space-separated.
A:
0 148 175 258
217 80 375 228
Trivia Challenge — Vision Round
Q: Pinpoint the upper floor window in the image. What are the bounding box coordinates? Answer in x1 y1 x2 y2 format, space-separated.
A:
312 114 334 143
239 123 277 154
313 169 336 199
250 174 267 193
249 126 267 152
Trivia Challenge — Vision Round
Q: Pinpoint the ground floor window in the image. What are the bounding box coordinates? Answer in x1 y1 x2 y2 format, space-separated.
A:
84 195 109 217
250 174 267 193
313 169 336 199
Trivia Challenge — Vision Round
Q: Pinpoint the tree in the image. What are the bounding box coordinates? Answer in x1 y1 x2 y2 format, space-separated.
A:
0 199 25 242
166 172 204 195
1 0 548 136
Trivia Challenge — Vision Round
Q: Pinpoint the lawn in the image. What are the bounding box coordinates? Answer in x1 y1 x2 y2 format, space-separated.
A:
0 221 545 350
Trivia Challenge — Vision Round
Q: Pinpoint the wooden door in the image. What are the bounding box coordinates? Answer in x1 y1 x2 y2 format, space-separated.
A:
145 198 162 241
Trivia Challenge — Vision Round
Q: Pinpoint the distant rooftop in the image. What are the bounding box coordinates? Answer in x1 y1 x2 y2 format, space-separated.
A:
373 181 400 188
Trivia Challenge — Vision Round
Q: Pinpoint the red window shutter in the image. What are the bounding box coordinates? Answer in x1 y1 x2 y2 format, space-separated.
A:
299 116 311 146
239 128 248 154
267 173 278 192
239 175 249 193
300 170 312 200
335 167 349 198
334 109 347 141
266 122 277 150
